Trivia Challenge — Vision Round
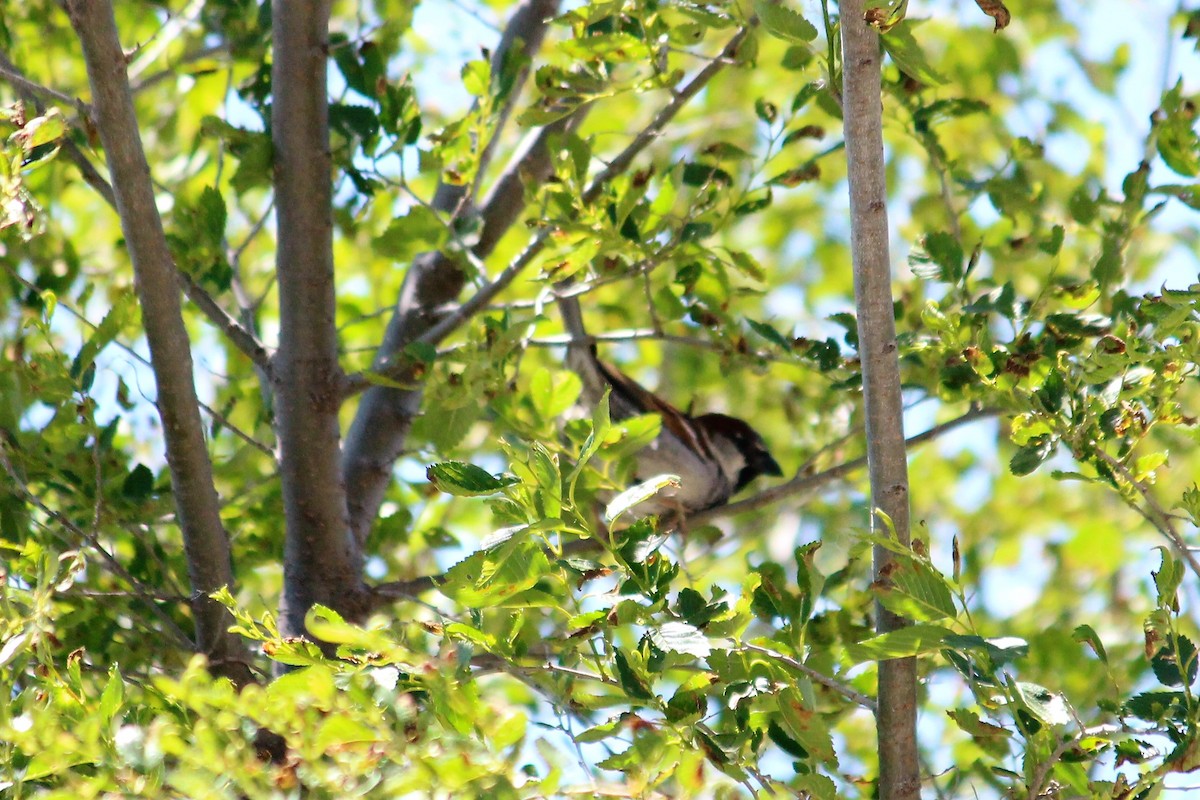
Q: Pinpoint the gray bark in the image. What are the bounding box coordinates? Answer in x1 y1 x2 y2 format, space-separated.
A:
66 0 252 686
839 1 920 797
342 0 562 548
271 0 367 636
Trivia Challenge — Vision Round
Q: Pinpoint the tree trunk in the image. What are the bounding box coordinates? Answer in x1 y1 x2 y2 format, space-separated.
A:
271 0 366 637
839 1 920 797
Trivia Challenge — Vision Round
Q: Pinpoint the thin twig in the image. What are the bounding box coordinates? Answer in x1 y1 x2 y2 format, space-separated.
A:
1091 446 1200 579
0 442 196 651
0 59 88 112
178 272 273 374
689 405 997 525
742 642 877 710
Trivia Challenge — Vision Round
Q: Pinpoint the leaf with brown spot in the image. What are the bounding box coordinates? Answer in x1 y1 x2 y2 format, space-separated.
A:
975 0 1011 32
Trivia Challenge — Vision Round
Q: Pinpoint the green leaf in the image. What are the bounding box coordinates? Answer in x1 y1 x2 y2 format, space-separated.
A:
747 318 791 348
880 21 947 85
98 666 124 721
304 605 391 650
876 558 957 621
17 111 67 150
648 622 711 658
427 461 520 496
441 541 550 605
1072 624 1108 664
1009 436 1055 476
845 624 954 664
754 0 818 43
373 206 448 262
1151 635 1198 688
1157 81 1200 177
613 649 655 700
777 686 838 765
530 366 581 421
461 59 490 97
0 631 30 668
121 464 155 501
1011 681 1072 726
575 714 630 743
908 231 963 282
605 474 680 522
1153 547 1185 608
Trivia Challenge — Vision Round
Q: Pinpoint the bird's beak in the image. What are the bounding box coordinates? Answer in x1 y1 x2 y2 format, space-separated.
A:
755 450 783 478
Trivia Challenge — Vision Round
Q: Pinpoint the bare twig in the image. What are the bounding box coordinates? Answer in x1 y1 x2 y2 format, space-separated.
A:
0 59 89 112
741 642 877 710
178 272 273 374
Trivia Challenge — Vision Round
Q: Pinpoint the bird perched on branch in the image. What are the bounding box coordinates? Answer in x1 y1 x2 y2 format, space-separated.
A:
558 294 782 516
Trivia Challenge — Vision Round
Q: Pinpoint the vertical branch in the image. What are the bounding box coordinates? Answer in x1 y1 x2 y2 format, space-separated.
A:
839 1 919 798
341 0 562 548
271 0 365 635
65 0 251 686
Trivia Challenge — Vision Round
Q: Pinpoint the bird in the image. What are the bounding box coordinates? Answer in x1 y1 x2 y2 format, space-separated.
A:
558 294 783 517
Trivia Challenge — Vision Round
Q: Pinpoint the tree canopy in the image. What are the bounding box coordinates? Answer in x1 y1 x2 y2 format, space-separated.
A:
2 0 1199 797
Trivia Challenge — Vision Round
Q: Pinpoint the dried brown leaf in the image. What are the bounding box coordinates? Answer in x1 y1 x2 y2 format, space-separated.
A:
975 0 1011 32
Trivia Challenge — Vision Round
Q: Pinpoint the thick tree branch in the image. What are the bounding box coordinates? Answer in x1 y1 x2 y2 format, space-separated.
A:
271 0 367 636
341 0 565 547
841 2 920 797
64 0 251 686
343 26 751 549
343 26 751 553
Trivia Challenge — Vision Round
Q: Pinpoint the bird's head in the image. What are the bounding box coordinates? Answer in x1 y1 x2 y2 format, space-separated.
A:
693 413 784 492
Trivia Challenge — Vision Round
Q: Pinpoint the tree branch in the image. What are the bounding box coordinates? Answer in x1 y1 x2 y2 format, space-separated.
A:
0 59 88 111
65 0 252 687
1090 447 1200 579
0 50 273 378
341 0 569 548
690 405 995 525
178 272 273 375
841 2 920 796
270 0 367 637
368 407 991 608
342 25 751 550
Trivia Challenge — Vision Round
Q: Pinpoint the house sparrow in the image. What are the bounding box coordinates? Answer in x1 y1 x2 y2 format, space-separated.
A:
559 296 783 516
